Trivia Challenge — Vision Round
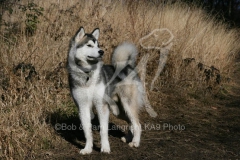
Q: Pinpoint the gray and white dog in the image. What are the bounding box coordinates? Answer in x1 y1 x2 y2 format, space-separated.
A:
67 27 155 154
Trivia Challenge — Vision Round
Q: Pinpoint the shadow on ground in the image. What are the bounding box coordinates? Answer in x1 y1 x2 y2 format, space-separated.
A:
47 111 125 153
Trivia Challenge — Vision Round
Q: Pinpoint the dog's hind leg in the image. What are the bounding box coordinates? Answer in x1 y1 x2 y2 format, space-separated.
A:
128 119 141 148
121 98 142 148
103 94 119 116
95 103 111 153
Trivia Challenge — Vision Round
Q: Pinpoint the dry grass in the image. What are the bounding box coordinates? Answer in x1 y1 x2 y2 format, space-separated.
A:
0 0 240 159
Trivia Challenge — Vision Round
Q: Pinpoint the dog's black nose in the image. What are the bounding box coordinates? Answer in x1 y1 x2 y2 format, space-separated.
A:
98 50 104 56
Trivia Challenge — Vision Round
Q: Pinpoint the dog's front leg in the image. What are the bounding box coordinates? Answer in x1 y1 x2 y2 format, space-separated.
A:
96 103 110 153
79 105 93 155
72 89 93 154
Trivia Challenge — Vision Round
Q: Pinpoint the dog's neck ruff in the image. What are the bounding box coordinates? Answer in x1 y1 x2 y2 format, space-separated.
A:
83 70 93 82
81 70 94 81
84 70 91 74
70 68 94 84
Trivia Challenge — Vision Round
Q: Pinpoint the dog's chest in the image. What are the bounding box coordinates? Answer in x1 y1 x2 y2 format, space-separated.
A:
82 71 105 100
88 81 105 96
71 67 106 105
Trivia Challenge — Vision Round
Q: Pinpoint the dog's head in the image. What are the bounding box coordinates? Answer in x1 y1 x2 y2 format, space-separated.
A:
71 27 104 71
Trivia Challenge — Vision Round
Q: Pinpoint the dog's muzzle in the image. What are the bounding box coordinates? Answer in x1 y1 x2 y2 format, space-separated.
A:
86 50 104 64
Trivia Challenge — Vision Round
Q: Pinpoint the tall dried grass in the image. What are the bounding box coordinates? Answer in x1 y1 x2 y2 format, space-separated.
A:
0 0 239 158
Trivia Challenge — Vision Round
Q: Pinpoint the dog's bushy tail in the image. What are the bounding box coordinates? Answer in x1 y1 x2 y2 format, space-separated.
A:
112 42 138 71
107 42 138 86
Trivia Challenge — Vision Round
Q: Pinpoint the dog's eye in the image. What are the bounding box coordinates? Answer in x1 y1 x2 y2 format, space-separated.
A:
87 44 93 47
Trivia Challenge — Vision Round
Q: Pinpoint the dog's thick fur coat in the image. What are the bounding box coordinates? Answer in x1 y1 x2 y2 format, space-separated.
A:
67 27 154 154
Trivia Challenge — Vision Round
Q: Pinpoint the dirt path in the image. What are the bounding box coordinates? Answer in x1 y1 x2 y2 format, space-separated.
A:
39 59 240 159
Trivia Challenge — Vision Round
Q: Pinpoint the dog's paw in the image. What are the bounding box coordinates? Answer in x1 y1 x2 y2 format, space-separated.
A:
129 141 139 148
101 146 111 154
79 148 92 155
121 137 127 143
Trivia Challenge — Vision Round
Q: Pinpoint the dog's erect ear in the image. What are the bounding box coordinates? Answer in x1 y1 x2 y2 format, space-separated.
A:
75 27 85 43
92 28 100 40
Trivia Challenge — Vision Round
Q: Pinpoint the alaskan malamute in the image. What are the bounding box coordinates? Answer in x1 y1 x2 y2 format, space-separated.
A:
67 27 156 154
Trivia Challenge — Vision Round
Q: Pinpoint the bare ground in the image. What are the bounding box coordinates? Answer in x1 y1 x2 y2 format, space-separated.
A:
36 58 240 160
